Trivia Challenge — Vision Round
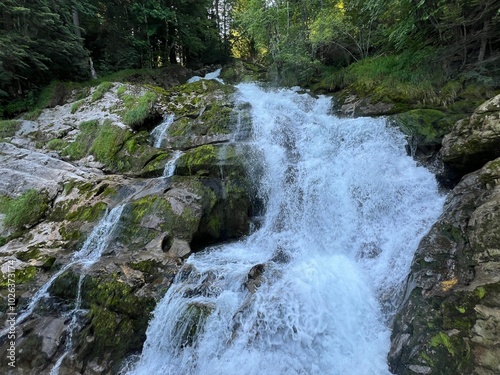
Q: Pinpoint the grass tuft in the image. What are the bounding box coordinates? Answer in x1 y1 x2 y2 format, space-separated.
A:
122 91 158 128
0 120 21 138
71 99 85 114
91 82 113 102
1 189 49 230
63 120 100 160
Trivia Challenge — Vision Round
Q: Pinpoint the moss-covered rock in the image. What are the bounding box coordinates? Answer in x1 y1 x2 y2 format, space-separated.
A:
121 90 162 131
75 274 156 369
441 94 500 176
220 60 268 84
0 189 49 231
156 78 238 149
63 119 170 176
390 109 454 153
389 158 500 375
173 302 214 349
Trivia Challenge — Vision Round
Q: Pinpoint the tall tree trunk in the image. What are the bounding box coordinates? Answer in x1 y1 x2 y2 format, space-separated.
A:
72 9 81 38
478 19 490 62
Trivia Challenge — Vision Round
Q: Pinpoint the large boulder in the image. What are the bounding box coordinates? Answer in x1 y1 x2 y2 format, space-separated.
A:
441 94 500 175
389 158 500 375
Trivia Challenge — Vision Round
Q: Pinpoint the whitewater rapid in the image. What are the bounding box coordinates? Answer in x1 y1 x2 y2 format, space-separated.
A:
126 83 444 375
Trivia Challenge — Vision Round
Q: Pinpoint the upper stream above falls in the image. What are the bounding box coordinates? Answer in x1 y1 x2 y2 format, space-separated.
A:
125 83 445 375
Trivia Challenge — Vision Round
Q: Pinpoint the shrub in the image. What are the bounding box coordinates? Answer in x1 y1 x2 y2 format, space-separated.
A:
320 49 446 104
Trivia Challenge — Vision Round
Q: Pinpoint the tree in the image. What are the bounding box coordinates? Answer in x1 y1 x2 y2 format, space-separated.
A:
0 0 90 104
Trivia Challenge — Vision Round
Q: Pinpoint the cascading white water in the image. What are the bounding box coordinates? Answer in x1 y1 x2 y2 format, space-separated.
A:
187 68 223 84
151 114 175 148
126 83 444 375
163 150 183 177
6 205 124 333
50 204 125 374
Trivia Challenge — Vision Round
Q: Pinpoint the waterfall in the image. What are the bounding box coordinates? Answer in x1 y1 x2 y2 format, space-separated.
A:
126 83 444 375
7 204 124 332
49 204 125 374
163 150 183 178
151 114 175 148
187 68 223 84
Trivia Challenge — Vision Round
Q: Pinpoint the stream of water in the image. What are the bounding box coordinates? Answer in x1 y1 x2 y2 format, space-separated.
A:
126 83 444 375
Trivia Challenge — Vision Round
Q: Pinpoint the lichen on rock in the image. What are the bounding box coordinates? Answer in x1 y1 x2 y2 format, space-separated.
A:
389 157 500 375
441 94 500 176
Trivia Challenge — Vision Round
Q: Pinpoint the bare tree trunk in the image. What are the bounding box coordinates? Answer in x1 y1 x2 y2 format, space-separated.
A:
478 19 489 62
72 9 81 38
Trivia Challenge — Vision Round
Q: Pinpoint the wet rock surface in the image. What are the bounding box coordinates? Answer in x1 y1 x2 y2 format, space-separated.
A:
441 94 500 176
389 159 500 373
0 74 254 374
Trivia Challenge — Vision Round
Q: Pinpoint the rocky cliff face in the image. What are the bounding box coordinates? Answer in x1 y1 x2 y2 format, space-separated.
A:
0 74 255 374
389 94 500 375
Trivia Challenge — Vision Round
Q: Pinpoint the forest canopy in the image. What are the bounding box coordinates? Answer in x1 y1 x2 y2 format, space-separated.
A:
1 0 499 117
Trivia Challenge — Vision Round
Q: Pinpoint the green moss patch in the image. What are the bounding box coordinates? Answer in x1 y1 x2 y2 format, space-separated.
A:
89 121 130 168
175 145 218 176
2 189 49 230
46 138 68 151
71 99 85 114
0 266 37 287
63 119 100 160
392 109 452 146
65 202 107 222
63 119 168 175
91 81 113 102
122 91 159 130
77 275 156 364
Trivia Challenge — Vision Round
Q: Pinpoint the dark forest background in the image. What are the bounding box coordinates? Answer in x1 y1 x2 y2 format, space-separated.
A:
1 0 499 118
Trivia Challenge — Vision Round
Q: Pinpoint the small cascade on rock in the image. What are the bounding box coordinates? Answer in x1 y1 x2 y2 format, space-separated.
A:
187 68 223 84
163 150 183 178
7 204 124 334
151 114 175 148
126 83 445 375
49 204 125 374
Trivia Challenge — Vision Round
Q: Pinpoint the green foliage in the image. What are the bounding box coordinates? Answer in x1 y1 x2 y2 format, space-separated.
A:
91 82 113 102
47 138 68 151
323 50 447 104
71 100 85 114
122 91 158 128
89 120 130 167
0 120 21 138
2 189 49 230
116 85 126 96
63 120 99 160
0 1 90 110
